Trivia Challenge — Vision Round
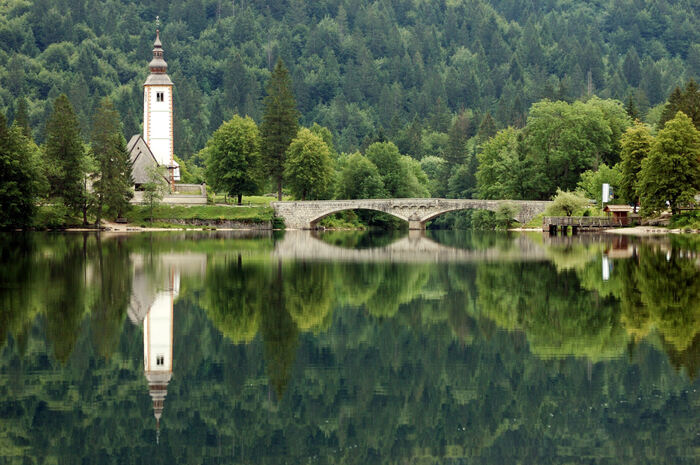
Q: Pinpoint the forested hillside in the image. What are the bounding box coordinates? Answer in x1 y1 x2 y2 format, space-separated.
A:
1 0 698 159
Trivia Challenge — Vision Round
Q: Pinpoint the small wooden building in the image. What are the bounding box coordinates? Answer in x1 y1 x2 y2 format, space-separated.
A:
603 205 638 226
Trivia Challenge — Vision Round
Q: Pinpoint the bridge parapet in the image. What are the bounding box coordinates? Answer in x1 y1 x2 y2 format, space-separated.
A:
272 198 551 229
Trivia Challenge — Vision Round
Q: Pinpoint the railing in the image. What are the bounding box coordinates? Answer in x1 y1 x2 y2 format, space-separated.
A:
543 216 629 230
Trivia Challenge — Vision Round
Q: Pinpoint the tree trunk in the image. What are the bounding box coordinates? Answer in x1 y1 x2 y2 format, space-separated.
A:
237 193 242 205
277 178 282 201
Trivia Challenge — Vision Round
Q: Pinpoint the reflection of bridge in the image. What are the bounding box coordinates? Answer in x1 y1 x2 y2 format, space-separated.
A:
272 198 551 230
273 231 549 263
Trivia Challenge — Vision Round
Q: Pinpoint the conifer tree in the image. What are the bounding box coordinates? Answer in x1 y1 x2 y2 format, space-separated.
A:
90 98 132 224
658 80 700 130
14 97 31 139
445 111 471 166
477 112 497 142
261 59 299 200
0 113 41 229
44 94 88 222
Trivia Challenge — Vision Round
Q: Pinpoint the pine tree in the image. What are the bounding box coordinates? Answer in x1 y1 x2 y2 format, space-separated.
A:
445 111 471 166
44 94 88 223
90 98 133 225
658 79 700 130
477 112 497 142
14 97 31 139
260 59 299 200
0 113 41 229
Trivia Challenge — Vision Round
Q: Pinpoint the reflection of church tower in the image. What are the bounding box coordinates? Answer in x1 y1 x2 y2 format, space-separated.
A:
130 266 179 442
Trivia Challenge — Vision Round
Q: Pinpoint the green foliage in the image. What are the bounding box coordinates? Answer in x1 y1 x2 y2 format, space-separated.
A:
43 94 88 221
0 113 42 229
284 128 333 200
619 121 653 204
577 163 622 206
365 141 428 198
141 165 168 222
336 152 386 199
547 189 590 216
476 127 520 199
90 98 132 222
204 115 262 205
261 59 299 200
658 79 700 130
638 111 700 215
524 99 627 197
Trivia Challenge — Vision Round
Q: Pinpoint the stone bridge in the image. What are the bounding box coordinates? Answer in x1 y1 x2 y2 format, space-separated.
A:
271 198 551 229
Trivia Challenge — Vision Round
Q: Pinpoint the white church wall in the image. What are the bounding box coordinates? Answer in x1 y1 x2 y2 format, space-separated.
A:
143 85 173 167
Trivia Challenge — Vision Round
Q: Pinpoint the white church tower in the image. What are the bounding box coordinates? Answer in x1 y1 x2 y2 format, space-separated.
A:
143 28 178 186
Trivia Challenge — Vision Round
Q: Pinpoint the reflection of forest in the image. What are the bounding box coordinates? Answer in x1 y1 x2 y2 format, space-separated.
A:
2 232 700 462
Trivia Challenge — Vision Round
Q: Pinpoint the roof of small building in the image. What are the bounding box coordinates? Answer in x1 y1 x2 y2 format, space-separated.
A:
603 205 635 212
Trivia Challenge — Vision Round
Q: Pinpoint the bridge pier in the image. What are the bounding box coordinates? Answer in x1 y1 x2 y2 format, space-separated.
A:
408 219 425 230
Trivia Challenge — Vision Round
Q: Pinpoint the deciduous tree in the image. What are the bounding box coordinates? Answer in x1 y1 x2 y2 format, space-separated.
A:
284 128 333 200
638 111 700 215
205 115 262 205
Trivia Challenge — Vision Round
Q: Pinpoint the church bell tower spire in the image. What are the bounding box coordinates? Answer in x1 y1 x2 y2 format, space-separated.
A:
143 17 176 187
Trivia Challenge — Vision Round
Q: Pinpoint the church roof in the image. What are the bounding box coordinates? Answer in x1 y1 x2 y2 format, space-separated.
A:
144 74 173 86
127 134 168 185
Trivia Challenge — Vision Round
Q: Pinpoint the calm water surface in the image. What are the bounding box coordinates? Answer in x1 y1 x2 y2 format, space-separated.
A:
1 230 700 463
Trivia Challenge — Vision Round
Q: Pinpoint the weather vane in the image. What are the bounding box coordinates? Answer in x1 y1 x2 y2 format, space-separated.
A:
155 15 160 30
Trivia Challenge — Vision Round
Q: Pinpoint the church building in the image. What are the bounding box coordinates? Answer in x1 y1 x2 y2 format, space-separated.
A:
129 29 180 189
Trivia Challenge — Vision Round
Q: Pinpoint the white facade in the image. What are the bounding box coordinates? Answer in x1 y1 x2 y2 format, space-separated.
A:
143 85 174 169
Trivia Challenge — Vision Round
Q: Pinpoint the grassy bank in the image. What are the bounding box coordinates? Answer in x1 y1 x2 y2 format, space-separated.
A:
129 205 275 224
31 203 277 230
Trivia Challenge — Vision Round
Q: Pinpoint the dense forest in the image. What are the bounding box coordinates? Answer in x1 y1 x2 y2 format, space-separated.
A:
1 0 698 158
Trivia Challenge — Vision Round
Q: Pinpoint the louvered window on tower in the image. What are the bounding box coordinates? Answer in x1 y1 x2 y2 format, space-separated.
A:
156 92 164 102
156 355 164 366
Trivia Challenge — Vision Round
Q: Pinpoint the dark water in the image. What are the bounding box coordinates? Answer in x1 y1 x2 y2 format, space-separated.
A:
1 230 700 464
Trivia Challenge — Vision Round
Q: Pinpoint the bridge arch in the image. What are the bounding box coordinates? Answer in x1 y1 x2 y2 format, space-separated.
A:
308 207 409 228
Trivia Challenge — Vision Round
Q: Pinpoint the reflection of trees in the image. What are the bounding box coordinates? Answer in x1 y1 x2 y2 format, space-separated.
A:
90 236 132 359
0 234 43 353
262 261 298 399
202 255 264 344
44 236 88 363
285 262 334 332
476 262 628 360
637 250 700 351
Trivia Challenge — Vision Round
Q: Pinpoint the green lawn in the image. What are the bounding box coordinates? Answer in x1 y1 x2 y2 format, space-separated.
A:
129 204 275 224
210 194 293 205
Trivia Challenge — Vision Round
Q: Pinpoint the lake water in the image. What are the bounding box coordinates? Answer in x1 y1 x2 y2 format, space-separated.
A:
1 230 700 463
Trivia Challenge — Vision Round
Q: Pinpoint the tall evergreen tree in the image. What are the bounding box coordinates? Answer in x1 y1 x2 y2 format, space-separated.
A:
445 111 471 166
658 79 700 130
261 59 299 200
44 94 88 223
0 113 41 229
90 98 133 224
14 97 31 139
